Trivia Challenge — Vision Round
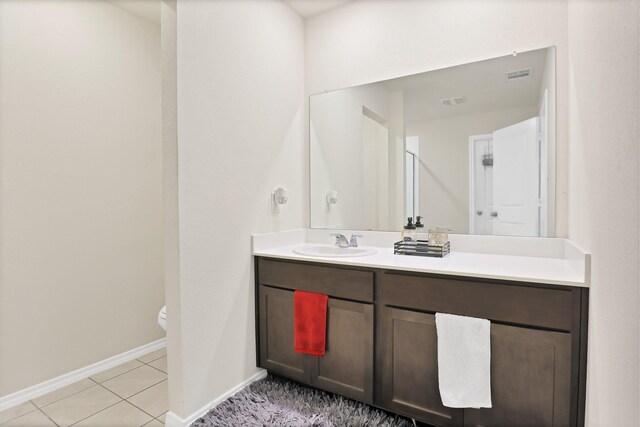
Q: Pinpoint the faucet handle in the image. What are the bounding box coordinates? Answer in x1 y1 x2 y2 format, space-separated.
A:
330 233 348 247
349 234 364 247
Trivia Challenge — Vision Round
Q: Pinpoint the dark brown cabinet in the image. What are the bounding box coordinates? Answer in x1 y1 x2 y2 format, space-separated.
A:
464 324 571 427
258 285 309 382
313 297 374 403
379 306 573 427
380 307 463 426
255 257 588 427
256 258 375 403
380 272 585 427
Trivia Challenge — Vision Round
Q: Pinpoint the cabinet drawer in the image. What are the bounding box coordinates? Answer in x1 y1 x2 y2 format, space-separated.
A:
381 273 574 331
257 258 374 303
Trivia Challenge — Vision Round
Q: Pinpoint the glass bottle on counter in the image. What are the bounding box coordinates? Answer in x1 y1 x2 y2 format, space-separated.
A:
401 217 417 242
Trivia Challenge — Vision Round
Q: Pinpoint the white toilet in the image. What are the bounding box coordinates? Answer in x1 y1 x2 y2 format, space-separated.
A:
158 305 167 331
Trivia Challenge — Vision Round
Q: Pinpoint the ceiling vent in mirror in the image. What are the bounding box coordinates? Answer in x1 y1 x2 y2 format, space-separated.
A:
441 97 466 106
507 68 531 81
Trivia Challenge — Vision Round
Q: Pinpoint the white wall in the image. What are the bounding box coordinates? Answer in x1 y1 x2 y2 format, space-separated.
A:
160 0 185 417
407 105 538 233
0 0 163 396
175 0 305 417
305 0 570 237
567 0 639 424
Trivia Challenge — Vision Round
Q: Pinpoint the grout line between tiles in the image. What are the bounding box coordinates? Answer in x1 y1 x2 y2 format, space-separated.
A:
125 399 160 422
36 407 60 427
126 378 167 400
90 363 145 385
139 356 166 366
124 379 168 420
96 380 165 420
135 351 166 365
9 357 166 426
66 398 124 427
39 378 123 427
143 363 167 375
30 379 96 410
153 412 168 423
93 381 133 401
0 406 41 426
93 363 166 399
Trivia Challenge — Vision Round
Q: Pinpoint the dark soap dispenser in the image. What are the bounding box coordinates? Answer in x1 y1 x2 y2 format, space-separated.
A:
415 216 425 239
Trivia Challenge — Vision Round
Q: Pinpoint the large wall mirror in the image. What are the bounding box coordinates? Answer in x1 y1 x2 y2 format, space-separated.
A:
310 47 556 237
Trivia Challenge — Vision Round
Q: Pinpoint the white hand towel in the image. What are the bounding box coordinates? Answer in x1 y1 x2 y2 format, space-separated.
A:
435 312 492 408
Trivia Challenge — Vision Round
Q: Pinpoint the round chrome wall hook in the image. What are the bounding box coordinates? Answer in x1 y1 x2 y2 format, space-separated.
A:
271 187 288 213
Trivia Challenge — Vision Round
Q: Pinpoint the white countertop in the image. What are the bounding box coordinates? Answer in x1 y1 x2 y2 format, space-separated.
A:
252 229 590 288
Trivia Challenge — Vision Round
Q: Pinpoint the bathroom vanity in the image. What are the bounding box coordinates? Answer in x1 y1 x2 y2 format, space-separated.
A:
253 232 589 427
255 45 589 426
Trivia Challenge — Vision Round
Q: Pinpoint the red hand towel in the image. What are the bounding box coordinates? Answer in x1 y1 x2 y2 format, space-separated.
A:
294 290 328 357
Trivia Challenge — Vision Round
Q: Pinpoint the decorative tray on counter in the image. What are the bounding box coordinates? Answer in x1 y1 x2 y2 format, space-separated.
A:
393 240 450 258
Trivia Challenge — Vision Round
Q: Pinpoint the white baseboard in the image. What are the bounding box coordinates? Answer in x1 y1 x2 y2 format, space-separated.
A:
165 369 267 427
0 338 166 412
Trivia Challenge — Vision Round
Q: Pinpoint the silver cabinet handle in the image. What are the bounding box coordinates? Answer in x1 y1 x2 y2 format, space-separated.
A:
490 211 498 217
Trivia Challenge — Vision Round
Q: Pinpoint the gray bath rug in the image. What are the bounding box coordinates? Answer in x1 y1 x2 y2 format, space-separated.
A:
192 375 412 427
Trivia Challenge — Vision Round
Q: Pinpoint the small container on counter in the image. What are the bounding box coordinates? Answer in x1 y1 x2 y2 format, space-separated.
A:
428 227 450 246
401 217 417 242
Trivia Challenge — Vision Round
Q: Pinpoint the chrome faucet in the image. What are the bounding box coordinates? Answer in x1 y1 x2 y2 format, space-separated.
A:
330 233 364 248
330 233 350 248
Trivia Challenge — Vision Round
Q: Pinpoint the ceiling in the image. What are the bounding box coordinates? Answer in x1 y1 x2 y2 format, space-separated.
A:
109 0 349 24
382 49 550 123
283 0 353 18
109 0 160 25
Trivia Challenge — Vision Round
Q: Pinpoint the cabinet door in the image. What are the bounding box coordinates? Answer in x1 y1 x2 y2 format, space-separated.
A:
380 307 463 426
258 285 311 383
312 298 374 404
464 324 571 427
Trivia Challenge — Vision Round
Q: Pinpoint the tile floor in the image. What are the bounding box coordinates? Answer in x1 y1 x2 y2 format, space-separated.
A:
0 348 168 427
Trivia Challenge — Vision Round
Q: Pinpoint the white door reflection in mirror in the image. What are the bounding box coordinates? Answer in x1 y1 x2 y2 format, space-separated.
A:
469 113 548 237
492 117 541 237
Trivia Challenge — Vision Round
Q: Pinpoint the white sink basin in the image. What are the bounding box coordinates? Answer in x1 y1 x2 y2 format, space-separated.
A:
292 244 377 258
